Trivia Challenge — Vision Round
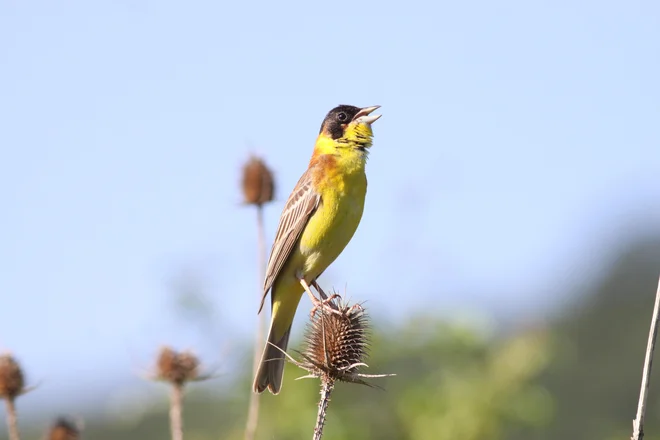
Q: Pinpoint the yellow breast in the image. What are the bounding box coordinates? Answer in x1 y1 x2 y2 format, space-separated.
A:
298 168 367 279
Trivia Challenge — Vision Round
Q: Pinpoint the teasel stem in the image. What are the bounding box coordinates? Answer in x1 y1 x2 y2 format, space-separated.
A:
169 383 183 440
245 204 267 440
241 154 274 439
313 378 335 440
5 399 20 440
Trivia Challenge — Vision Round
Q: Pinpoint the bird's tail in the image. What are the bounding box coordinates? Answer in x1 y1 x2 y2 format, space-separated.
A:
253 319 291 394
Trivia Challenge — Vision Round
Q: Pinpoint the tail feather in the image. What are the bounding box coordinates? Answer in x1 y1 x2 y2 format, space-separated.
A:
253 324 291 394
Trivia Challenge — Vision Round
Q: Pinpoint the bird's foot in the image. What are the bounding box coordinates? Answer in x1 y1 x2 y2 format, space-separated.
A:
309 293 343 318
298 276 343 318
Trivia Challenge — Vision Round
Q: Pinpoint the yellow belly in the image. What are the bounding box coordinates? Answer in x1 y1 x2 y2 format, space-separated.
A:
269 169 367 339
299 180 366 279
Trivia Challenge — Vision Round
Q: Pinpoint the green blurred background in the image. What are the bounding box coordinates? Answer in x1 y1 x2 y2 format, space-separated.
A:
4 233 660 439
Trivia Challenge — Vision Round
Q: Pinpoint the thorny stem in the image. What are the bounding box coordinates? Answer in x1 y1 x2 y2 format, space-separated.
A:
313 378 335 440
170 383 183 440
631 276 660 440
244 205 267 440
4 399 20 440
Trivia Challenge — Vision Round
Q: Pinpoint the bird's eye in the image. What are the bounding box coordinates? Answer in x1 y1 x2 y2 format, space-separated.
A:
337 112 348 122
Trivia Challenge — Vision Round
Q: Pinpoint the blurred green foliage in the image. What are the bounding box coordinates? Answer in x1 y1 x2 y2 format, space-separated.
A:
4 234 660 440
252 320 553 440
16 319 552 440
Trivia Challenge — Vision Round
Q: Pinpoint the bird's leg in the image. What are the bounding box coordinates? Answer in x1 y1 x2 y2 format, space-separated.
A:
298 277 342 318
311 280 329 300
311 280 342 312
299 277 321 306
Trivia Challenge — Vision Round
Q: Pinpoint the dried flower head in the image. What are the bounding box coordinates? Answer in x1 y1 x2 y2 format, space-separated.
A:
0 354 25 400
296 297 392 386
304 302 368 380
298 297 394 440
241 156 275 206
47 417 80 440
156 347 200 386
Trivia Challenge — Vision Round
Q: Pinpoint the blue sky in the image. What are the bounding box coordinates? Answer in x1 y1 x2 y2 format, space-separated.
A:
1 0 659 414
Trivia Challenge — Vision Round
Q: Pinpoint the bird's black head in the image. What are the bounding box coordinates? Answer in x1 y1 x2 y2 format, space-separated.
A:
319 105 362 140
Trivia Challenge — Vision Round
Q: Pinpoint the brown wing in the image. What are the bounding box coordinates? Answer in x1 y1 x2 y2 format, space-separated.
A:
258 169 321 313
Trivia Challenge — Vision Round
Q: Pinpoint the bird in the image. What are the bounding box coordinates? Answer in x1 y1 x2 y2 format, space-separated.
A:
253 104 381 394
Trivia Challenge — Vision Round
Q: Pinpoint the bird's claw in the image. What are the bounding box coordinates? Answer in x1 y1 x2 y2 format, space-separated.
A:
309 293 343 318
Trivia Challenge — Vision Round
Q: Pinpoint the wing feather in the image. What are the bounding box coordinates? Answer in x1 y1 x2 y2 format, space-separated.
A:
258 169 320 312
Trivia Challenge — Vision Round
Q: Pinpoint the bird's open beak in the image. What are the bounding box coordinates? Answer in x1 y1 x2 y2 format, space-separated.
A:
351 105 382 125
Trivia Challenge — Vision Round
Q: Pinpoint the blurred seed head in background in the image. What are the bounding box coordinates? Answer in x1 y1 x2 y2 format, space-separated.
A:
0 353 25 400
241 156 275 207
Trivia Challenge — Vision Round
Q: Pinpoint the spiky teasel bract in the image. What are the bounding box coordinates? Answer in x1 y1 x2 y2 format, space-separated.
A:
293 295 393 440
241 156 275 206
296 297 392 386
0 354 25 400
46 417 80 440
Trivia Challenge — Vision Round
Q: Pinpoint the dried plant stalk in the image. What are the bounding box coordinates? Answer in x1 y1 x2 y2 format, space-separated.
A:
243 155 274 440
631 276 660 440
245 204 267 440
170 384 183 440
5 399 20 440
313 379 335 440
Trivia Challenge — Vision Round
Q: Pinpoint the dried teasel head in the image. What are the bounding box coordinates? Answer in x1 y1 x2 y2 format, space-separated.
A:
241 156 275 206
47 417 81 440
0 353 25 400
297 297 392 386
156 347 200 386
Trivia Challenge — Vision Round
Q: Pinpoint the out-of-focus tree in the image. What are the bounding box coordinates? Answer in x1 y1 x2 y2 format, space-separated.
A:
537 234 660 440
